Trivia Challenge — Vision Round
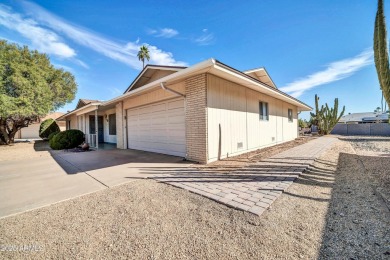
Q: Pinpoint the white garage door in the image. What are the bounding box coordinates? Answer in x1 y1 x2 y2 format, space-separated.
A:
127 98 186 157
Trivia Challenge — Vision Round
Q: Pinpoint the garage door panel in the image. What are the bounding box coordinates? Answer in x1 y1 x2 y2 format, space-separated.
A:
167 99 184 109
127 98 186 157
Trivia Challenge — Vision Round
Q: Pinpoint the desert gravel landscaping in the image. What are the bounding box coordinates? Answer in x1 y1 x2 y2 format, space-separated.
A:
0 140 52 162
1 137 389 259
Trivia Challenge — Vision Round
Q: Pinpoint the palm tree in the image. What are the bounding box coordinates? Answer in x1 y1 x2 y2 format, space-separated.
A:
137 45 150 68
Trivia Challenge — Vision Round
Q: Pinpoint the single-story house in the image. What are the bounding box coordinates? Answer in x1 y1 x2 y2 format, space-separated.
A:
15 112 66 139
57 59 311 163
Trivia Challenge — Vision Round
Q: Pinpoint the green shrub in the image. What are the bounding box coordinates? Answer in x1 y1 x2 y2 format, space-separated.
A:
49 129 84 150
39 119 60 140
47 131 59 141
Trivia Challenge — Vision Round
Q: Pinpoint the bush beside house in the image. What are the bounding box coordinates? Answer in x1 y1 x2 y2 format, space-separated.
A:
49 130 84 150
39 119 60 140
47 132 58 141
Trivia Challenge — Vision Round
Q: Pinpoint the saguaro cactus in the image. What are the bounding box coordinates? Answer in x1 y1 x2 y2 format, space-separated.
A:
374 0 390 108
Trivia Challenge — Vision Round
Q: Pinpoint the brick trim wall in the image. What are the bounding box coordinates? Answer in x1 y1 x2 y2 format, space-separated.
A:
185 73 208 163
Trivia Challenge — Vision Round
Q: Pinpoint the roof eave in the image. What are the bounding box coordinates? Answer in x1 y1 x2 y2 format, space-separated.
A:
56 102 101 120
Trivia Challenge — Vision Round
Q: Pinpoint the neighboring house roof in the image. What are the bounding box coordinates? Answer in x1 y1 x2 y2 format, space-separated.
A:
76 99 100 109
123 64 187 93
27 112 65 126
339 112 389 123
243 67 277 89
43 112 65 121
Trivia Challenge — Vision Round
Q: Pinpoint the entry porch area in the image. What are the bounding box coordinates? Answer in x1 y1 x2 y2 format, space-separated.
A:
59 102 118 149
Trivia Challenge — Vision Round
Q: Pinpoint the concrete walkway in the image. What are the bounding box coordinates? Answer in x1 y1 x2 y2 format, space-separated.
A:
153 137 339 216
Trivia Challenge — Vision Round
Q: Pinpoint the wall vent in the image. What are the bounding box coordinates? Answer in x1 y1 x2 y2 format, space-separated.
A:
237 142 243 149
272 137 275 141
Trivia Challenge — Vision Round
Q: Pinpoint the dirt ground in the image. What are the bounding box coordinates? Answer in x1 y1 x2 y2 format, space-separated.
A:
1 138 388 259
342 136 390 209
198 136 316 171
0 140 51 162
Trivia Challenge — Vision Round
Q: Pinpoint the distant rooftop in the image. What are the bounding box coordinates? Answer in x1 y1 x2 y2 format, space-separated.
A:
339 111 389 123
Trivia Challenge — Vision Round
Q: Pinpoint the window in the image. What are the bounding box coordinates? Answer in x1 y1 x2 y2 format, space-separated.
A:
109 114 116 135
288 109 293 122
259 102 269 121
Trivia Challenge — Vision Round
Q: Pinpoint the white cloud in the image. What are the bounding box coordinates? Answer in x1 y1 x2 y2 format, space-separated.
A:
73 59 89 69
148 28 179 38
195 29 215 46
279 50 374 98
21 1 187 69
0 4 76 58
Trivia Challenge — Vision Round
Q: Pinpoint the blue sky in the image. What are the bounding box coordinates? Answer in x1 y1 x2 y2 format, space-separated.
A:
0 0 386 119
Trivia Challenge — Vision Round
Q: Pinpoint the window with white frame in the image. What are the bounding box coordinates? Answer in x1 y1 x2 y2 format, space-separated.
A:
288 109 293 122
259 101 269 121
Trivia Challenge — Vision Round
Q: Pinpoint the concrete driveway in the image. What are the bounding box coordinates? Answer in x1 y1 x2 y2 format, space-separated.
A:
0 149 192 218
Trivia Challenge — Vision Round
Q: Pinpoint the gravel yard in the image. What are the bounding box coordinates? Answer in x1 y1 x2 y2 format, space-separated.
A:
0 140 51 162
342 136 390 209
0 137 389 259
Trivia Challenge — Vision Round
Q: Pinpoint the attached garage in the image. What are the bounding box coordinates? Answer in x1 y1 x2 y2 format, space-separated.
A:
126 98 186 157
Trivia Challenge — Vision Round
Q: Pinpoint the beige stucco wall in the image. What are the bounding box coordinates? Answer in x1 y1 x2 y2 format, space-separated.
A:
102 108 117 143
207 74 298 162
131 70 179 91
116 102 125 149
149 70 177 84
66 115 78 130
123 82 185 110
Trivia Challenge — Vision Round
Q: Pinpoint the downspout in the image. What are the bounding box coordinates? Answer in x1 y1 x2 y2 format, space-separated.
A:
160 82 186 97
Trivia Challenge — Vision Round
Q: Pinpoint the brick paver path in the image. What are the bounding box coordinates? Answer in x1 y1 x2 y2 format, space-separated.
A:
153 137 339 216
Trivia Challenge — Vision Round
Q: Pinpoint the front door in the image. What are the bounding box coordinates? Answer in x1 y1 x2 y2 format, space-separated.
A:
89 116 104 143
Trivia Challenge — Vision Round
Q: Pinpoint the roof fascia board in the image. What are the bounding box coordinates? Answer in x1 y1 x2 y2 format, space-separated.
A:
243 67 265 74
56 103 101 120
124 65 187 94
